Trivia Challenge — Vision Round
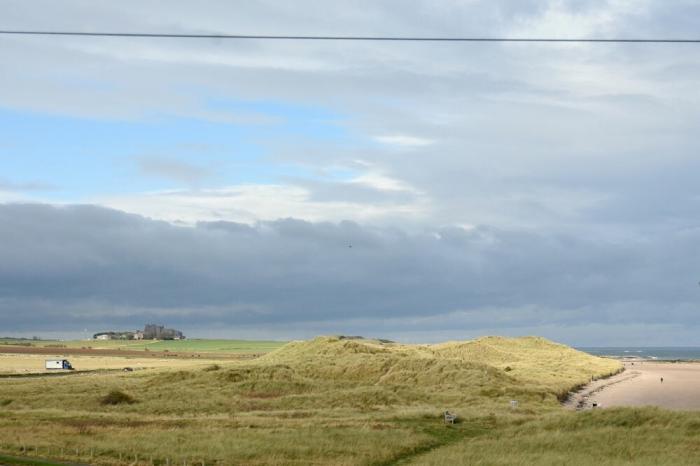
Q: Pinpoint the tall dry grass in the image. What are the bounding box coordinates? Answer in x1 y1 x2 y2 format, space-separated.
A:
407 407 700 465
0 335 624 465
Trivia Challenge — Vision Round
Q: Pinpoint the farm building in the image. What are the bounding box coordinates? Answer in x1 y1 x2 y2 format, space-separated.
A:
92 331 136 340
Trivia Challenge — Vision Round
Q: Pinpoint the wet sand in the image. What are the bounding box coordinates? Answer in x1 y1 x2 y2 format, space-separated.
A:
567 361 700 410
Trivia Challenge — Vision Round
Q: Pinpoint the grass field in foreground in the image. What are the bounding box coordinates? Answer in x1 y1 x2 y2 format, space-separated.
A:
406 407 700 466
0 335 635 465
1 337 693 465
0 338 287 354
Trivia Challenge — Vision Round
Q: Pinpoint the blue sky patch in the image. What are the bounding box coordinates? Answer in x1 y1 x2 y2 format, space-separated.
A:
0 100 357 201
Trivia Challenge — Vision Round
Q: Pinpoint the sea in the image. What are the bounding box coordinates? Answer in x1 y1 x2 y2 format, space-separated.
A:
578 347 700 361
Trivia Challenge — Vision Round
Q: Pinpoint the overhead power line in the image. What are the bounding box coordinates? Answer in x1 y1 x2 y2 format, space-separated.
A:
0 30 699 43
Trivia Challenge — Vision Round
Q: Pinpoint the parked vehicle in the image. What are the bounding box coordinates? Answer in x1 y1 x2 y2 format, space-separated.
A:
45 359 74 370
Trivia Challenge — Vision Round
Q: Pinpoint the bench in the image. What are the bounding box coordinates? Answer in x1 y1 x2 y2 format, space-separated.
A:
444 411 457 424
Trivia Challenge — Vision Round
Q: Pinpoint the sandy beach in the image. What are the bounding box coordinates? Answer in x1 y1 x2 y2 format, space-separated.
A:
567 361 700 410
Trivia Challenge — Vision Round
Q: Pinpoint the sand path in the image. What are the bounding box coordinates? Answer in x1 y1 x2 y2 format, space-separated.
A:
566 361 700 411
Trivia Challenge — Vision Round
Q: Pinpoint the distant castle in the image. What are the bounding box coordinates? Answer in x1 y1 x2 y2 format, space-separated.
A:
142 324 184 340
93 324 185 341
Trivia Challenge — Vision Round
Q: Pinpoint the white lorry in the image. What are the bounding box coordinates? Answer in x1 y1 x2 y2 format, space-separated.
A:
45 359 74 370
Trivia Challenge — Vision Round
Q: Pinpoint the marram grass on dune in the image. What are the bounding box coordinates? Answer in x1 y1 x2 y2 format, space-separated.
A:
0 335 628 465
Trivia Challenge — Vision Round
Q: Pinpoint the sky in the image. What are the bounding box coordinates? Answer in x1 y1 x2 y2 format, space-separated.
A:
1 0 700 345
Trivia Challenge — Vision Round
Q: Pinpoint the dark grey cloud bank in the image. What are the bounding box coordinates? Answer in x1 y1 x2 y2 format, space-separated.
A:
1 203 698 345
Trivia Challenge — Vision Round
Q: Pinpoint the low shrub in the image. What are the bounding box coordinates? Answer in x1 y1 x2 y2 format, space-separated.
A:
100 390 136 405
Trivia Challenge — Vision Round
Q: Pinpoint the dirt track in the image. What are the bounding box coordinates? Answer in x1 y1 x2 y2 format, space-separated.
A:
0 345 262 360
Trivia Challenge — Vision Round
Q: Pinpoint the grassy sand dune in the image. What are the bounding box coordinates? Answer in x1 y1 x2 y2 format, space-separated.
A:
0 336 630 465
429 336 621 397
260 336 621 405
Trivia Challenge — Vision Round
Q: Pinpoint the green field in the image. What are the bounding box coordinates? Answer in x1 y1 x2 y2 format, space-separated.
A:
0 338 287 354
1 336 696 465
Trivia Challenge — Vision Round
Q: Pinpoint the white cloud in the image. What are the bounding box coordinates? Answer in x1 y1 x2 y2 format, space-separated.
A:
96 182 427 225
350 172 419 193
374 135 435 148
73 42 342 72
509 0 651 39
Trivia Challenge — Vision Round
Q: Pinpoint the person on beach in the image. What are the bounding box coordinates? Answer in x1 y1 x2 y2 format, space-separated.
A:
660 377 664 383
